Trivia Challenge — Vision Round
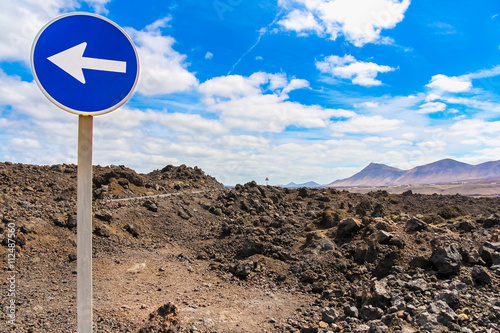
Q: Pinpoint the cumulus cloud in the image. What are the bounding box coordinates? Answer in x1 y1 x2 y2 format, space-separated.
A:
417 101 447 114
127 17 198 96
278 9 324 35
426 74 472 93
199 72 355 132
278 0 411 46
316 55 395 86
0 0 113 63
0 0 68 63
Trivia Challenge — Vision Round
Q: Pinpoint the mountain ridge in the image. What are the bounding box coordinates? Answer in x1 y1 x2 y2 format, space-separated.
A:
328 158 500 187
279 181 322 188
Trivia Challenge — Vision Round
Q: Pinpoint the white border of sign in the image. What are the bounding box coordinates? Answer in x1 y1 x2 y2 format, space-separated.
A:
30 12 140 116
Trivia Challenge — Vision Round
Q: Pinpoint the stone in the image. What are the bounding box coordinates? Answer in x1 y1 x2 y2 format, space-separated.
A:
354 325 370 332
368 324 389 333
95 210 113 222
233 261 255 278
429 244 462 276
479 242 500 266
390 295 406 312
141 302 180 332
322 307 338 324
319 321 329 328
471 266 493 285
373 280 391 308
316 238 336 252
435 290 460 310
354 242 378 264
409 256 431 269
343 302 359 318
428 300 458 326
301 269 319 283
406 278 429 292
374 230 392 244
67 214 77 229
416 311 437 327
143 200 158 212
405 217 427 232
360 305 384 320
93 225 110 237
337 218 362 238
371 203 386 218
125 224 140 238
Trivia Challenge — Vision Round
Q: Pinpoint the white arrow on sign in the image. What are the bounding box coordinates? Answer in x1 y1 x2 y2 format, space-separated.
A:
47 42 127 84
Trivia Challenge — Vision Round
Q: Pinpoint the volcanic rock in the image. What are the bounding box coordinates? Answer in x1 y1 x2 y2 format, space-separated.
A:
429 244 463 276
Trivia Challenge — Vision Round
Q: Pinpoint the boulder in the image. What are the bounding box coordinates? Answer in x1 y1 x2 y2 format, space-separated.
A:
429 244 462 276
337 218 362 238
405 217 427 232
471 266 493 285
479 242 500 266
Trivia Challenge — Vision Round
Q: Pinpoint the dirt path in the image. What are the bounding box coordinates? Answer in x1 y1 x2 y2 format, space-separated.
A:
92 246 316 332
104 190 210 203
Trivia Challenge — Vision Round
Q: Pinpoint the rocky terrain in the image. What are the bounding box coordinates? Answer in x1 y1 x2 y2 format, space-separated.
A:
0 161 499 333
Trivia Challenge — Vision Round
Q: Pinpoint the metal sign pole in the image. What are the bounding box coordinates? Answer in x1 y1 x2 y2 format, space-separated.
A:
31 14 139 331
77 115 93 332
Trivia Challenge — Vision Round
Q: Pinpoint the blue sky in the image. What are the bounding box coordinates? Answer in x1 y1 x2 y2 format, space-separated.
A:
0 0 499 185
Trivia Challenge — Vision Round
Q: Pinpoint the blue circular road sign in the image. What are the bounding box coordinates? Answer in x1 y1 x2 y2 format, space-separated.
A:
31 13 140 116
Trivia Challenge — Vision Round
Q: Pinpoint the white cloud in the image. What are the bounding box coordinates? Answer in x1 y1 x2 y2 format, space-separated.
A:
127 18 198 96
199 72 355 133
9 138 42 149
417 140 446 150
402 132 417 140
213 94 354 132
205 52 214 59
316 55 395 86
278 9 324 35
417 101 446 114
449 119 500 137
0 0 113 63
465 65 500 80
278 0 411 46
0 70 71 121
426 74 472 93
199 72 269 102
446 97 500 113
282 78 310 95
98 106 228 135
330 115 403 133
84 0 112 14
356 101 379 108
0 0 69 63
214 135 271 151
425 93 441 102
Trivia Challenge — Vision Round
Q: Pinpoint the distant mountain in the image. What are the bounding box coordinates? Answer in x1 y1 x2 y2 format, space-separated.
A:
327 159 500 187
280 181 322 188
331 163 406 187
